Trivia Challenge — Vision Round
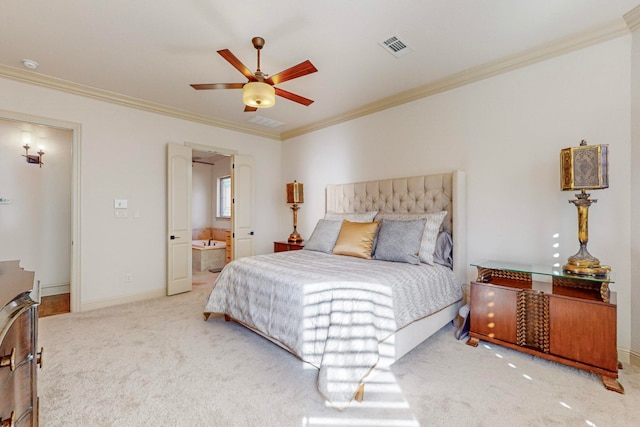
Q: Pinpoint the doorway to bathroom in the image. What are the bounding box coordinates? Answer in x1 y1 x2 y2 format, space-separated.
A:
191 150 232 274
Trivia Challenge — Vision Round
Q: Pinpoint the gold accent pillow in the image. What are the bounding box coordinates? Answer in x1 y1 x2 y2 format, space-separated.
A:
332 220 380 259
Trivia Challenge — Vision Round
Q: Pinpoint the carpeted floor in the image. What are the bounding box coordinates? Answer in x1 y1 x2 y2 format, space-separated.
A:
38 272 640 426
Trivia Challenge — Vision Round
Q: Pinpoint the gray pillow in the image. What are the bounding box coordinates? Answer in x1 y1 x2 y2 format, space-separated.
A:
373 211 449 265
303 219 342 253
373 219 426 264
433 231 453 269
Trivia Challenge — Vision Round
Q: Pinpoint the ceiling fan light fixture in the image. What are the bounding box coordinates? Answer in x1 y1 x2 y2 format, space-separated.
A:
243 81 275 108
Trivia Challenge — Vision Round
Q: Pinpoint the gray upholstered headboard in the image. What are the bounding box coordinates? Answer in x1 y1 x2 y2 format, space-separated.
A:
326 171 466 284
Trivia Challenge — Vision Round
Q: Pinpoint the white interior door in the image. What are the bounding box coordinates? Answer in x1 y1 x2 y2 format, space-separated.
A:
167 143 192 295
231 154 255 259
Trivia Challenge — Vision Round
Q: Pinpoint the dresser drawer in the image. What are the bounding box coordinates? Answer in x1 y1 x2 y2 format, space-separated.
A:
1 261 39 427
1 310 34 365
1 309 37 427
0 359 35 426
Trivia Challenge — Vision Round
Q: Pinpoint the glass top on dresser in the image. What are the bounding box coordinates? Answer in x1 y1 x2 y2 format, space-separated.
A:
470 260 614 284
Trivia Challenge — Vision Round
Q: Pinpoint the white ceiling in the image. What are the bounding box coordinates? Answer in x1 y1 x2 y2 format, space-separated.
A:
1 1 638 140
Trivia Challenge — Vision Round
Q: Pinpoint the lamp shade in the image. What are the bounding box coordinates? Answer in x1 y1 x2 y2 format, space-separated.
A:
286 181 304 204
243 82 275 108
560 141 609 191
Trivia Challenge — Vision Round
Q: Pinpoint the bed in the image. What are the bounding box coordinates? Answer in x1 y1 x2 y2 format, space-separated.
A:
204 171 466 408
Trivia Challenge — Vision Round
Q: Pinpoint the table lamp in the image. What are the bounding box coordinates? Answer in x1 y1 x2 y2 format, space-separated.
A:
560 139 610 276
286 181 304 243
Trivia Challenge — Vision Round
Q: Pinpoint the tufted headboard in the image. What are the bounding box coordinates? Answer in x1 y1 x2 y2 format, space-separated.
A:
326 171 466 284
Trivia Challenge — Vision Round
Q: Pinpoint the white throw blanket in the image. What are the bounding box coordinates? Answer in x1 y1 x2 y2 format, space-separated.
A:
204 250 461 408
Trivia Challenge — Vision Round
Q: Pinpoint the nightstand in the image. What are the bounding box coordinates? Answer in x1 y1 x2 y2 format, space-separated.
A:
467 260 622 393
274 241 305 252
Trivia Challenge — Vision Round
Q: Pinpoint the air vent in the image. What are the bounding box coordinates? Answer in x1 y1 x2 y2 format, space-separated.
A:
249 115 285 128
379 35 413 58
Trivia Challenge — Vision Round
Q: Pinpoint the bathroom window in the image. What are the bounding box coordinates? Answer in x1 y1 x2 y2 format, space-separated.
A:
218 175 231 218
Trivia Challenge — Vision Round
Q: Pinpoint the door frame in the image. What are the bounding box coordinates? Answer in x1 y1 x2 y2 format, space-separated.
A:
0 109 82 312
185 142 237 158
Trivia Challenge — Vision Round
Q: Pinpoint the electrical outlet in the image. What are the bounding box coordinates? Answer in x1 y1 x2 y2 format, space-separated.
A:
125 273 133 283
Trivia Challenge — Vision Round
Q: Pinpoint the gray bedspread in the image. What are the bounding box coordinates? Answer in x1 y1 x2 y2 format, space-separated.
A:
203 250 462 408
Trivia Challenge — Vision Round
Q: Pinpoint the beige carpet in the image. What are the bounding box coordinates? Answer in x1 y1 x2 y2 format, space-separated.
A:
38 272 640 426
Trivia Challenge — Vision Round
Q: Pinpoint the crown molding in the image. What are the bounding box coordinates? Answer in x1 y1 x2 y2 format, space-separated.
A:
0 64 281 141
624 5 640 32
281 19 630 140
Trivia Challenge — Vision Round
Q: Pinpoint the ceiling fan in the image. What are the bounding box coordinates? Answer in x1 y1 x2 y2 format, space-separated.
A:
190 37 318 112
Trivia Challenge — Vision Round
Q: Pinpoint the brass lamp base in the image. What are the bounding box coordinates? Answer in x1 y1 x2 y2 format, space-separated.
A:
563 189 610 277
563 246 611 276
288 203 303 243
288 232 303 243
563 262 611 277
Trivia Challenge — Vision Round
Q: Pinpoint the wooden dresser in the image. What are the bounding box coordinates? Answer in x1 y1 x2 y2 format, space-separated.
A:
1 260 42 427
467 260 621 393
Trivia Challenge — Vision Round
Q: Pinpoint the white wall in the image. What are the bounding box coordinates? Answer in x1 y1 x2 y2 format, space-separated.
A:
0 119 72 294
192 162 213 231
630 26 640 360
282 37 634 352
0 77 281 308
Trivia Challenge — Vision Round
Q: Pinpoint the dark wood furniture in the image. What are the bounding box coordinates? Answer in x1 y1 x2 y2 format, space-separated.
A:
274 241 305 252
1 260 42 426
225 230 232 264
467 260 622 393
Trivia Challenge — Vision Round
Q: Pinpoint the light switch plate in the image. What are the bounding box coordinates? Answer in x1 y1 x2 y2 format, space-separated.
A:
114 199 128 209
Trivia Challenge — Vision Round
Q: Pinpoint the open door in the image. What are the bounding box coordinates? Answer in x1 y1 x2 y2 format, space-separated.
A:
167 143 192 295
231 154 255 259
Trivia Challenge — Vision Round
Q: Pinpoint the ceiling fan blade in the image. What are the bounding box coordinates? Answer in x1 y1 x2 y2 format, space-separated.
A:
266 60 317 85
217 49 257 81
190 83 245 90
274 87 314 106
244 105 258 112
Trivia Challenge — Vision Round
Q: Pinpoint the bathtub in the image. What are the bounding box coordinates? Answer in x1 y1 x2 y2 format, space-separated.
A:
192 240 227 272
192 240 226 249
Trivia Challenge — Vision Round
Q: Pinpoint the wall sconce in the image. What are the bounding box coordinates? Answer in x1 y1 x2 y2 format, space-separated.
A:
22 131 45 168
286 181 304 242
560 139 609 276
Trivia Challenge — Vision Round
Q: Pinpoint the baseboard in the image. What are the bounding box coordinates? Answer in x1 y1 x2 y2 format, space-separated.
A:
81 288 165 312
41 283 70 297
628 349 640 367
616 347 640 368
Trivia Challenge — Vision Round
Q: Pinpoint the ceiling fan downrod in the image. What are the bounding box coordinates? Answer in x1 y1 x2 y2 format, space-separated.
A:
252 37 265 80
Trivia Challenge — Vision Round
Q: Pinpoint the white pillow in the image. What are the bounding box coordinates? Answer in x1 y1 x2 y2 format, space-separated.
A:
418 211 448 265
324 211 378 222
